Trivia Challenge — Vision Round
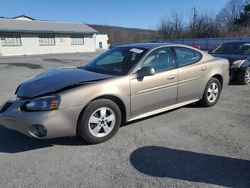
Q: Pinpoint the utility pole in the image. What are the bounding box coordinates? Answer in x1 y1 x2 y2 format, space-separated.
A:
192 7 197 38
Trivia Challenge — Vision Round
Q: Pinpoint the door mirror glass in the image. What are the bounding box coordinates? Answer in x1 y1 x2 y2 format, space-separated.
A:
137 66 155 78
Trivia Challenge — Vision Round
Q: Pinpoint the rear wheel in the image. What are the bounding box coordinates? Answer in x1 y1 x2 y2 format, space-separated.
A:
199 78 221 107
78 99 121 144
238 67 250 85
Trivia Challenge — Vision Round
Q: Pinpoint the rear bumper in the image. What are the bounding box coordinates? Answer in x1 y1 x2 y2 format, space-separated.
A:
0 99 82 139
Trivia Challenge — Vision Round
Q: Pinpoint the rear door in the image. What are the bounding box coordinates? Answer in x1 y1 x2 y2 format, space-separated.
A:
130 47 178 116
173 47 207 103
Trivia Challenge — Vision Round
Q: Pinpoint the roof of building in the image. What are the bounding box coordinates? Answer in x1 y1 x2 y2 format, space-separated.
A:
12 15 36 20
0 17 98 34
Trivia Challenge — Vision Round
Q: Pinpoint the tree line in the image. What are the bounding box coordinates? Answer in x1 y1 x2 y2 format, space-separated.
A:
91 0 250 44
158 0 250 39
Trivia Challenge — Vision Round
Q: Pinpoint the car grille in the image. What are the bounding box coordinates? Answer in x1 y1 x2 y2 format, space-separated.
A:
0 102 12 113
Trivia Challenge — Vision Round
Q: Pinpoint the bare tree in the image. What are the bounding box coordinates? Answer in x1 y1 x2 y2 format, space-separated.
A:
158 8 222 39
216 0 249 30
158 18 173 39
207 17 222 37
189 8 221 38
172 13 184 38
157 13 184 39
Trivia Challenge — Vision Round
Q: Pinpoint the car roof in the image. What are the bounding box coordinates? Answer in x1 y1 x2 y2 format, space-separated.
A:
116 43 173 49
113 43 204 54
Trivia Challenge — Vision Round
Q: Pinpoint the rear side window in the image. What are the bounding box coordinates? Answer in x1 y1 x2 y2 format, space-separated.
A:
174 47 202 67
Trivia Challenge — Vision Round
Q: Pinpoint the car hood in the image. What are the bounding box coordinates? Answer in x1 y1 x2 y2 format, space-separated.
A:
211 54 249 64
16 68 114 98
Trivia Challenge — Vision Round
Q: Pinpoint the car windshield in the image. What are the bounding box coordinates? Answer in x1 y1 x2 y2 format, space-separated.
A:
212 43 250 55
82 47 148 75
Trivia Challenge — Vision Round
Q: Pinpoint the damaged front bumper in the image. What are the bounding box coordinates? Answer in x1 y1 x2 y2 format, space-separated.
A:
0 99 82 139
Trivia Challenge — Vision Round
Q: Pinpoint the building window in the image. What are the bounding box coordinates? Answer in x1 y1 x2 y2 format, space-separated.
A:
71 35 84 45
39 35 55 46
1 34 22 46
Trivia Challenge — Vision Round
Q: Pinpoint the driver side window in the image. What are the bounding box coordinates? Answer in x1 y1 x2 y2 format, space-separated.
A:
141 48 175 72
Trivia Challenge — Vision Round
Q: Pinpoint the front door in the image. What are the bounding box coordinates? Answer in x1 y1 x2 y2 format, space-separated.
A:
130 47 178 117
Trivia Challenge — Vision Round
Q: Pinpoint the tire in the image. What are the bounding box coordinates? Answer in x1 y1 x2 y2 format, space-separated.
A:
199 77 222 107
78 99 122 144
237 67 250 85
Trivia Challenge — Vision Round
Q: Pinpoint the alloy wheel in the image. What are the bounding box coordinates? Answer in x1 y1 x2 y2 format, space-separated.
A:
207 82 219 103
245 70 250 84
88 107 116 138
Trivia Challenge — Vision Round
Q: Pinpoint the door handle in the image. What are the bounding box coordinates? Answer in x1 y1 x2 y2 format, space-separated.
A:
201 67 207 71
168 75 175 80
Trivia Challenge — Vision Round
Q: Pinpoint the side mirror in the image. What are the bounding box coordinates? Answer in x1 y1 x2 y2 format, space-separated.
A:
137 66 155 78
207 50 212 54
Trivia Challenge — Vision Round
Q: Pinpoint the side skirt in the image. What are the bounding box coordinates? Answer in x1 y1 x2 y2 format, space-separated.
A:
128 99 200 122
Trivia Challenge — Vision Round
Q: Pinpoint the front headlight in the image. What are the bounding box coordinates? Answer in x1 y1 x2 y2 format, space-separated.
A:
231 59 245 68
21 95 61 111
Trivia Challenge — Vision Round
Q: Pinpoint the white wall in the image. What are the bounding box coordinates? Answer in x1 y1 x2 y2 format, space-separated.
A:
94 34 109 50
0 33 96 56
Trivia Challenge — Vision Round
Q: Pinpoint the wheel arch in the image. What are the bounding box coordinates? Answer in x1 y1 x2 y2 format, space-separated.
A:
211 74 223 88
76 95 127 134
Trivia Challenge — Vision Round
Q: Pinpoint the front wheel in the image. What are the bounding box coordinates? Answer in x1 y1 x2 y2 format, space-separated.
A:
78 99 122 144
238 67 250 85
199 78 222 107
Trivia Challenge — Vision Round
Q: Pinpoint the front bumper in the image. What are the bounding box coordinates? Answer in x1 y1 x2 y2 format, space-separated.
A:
229 67 240 81
0 99 82 139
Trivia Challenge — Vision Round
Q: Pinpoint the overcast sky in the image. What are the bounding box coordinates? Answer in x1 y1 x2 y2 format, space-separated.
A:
0 0 229 29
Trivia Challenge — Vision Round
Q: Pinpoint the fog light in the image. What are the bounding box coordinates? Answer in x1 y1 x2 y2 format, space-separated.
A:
37 125 47 137
30 124 47 138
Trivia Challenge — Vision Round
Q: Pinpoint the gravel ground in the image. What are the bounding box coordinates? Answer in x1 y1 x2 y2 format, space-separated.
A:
0 52 249 188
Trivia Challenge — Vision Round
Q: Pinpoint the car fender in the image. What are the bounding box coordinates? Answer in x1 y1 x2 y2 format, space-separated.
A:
206 57 229 87
58 76 131 120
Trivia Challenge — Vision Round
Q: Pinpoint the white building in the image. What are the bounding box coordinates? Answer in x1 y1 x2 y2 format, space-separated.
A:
0 15 109 56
